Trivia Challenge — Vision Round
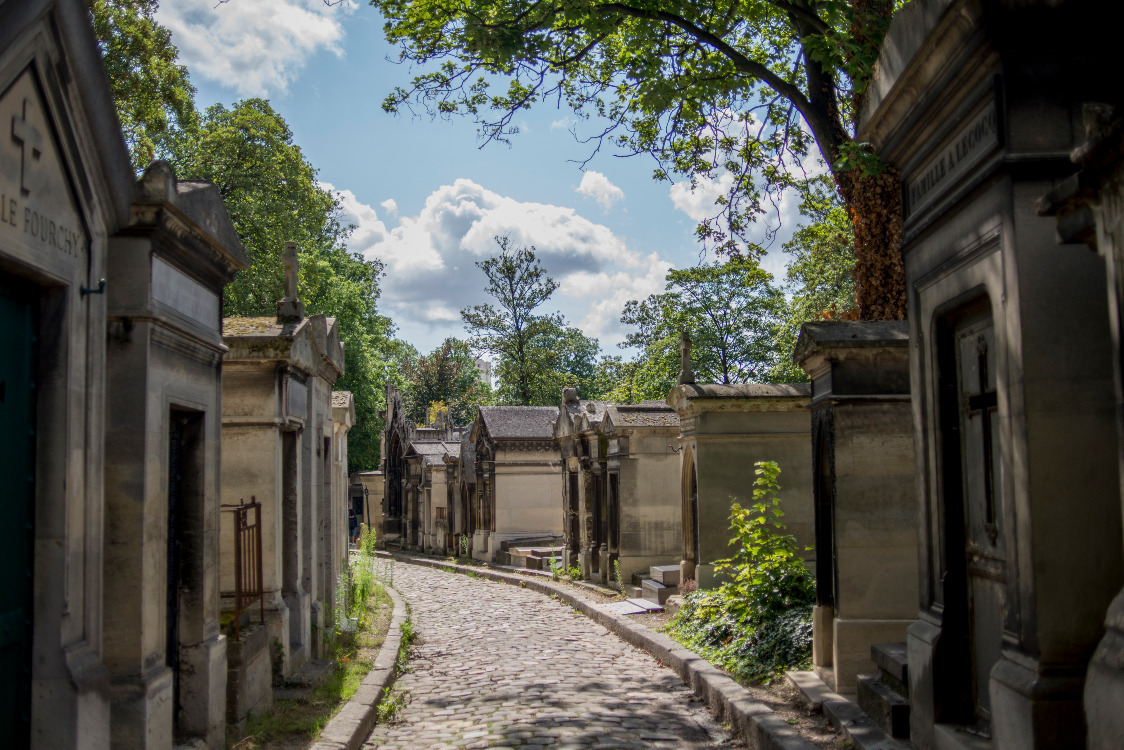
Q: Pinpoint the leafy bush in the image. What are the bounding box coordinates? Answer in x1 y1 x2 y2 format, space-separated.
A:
667 460 814 683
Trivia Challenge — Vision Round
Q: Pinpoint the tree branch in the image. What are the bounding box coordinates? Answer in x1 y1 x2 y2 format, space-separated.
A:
593 3 839 159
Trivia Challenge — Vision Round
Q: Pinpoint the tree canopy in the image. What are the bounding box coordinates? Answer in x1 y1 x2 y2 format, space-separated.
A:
615 257 786 401
402 338 492 425
89 0 198 172
375 0 905 319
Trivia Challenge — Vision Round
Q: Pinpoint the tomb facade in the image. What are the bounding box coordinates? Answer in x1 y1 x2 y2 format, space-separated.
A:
555 389 611 580
860 1 1123 745
220 247 346 721
102 162 247 748
471 406 564 562
666 383 813 589
601 401 683 585
1038 109 1124 749
794 321 917 695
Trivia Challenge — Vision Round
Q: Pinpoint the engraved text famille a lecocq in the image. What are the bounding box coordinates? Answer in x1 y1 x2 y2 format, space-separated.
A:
905 100 1000 218
2 95 87 257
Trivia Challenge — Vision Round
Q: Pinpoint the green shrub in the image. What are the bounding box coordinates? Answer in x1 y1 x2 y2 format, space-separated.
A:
667 460 814 683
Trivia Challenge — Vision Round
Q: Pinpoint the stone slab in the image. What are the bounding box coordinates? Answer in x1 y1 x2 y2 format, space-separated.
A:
602 601 650 615
626 597 664 612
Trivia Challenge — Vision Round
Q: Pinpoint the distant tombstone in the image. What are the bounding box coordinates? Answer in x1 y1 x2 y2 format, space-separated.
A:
794 321 917 695
860 1 1122 746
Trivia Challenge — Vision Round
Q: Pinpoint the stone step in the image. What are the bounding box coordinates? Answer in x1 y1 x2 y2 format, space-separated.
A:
641 578 673 605
823 696 911 750
622 584 643 598
857 673 910 739
785 670 847 712
871 642 909 696
649 564 681 587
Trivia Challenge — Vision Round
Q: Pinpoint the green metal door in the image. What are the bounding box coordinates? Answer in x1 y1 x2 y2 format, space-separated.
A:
0 276 37 746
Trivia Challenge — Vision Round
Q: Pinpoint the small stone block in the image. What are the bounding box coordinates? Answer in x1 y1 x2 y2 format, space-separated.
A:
641 579 673 605
650 565 681 586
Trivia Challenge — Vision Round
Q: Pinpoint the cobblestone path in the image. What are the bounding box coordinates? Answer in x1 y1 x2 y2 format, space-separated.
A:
362 562 745 750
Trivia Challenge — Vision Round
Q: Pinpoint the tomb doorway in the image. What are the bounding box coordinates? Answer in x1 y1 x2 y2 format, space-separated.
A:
937 299 1007 731
0 278 38 745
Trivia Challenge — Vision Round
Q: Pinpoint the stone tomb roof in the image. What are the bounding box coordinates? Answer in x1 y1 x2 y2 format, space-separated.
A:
667 382 811 414
407 440 460 467
222 313 345 381
478 406 558 440
331 390 352 408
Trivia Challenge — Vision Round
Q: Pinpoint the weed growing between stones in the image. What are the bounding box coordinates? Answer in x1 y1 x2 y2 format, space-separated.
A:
666 461 814 684
613 559 623 590
458 533 471 559
377 686 409 723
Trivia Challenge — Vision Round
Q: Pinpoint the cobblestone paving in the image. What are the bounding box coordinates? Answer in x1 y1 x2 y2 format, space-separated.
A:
362 563 745 750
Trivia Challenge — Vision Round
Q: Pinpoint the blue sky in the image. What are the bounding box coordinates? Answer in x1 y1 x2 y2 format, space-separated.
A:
157 0 808 355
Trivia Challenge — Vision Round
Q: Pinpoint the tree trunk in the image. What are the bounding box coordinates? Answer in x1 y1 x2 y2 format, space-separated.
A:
837 168 906 320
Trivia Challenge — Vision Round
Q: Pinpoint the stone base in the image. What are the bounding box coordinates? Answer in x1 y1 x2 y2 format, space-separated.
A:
310 601 324 660
1087 589 1124 749
472 530 490 561
579 550 592 580
812 604 835 669
831 617 914 694
178 633 227 748
109 665 174 749
284 592 311 677
225 622 274 731
598 549 610 585
990 652 1086 749
695 563 718 590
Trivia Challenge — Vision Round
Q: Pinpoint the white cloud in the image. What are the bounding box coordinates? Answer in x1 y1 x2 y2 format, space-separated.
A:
323 182 391 255
379 198 399 216
158 0 353 97
668 172 736 222
576 171 625 211
333 178 671 349
551 116 575 131
561 256 672 342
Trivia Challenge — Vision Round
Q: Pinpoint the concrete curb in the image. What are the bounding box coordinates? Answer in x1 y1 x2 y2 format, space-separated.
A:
391 553 815 750
311 582 408 750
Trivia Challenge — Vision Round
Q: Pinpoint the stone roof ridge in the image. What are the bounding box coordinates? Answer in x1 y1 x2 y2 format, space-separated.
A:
331 390 352 408
793 320 909 364
668 382 811 403
479 405 558 439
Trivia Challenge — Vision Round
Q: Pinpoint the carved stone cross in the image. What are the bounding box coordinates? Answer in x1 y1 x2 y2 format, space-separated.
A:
11 98 42 197
677 330 695 385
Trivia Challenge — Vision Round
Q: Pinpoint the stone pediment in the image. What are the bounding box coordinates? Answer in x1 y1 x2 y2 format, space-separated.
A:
1 69 90 268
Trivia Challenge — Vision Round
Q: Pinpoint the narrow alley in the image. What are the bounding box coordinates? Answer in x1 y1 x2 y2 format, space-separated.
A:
362 563 745 750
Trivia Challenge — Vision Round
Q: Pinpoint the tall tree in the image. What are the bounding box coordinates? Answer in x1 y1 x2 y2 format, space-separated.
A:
402 338 492 425
88 0 198 172
618 258 786 400
461 236 561 405
461 236 600 405
374 0 904 319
